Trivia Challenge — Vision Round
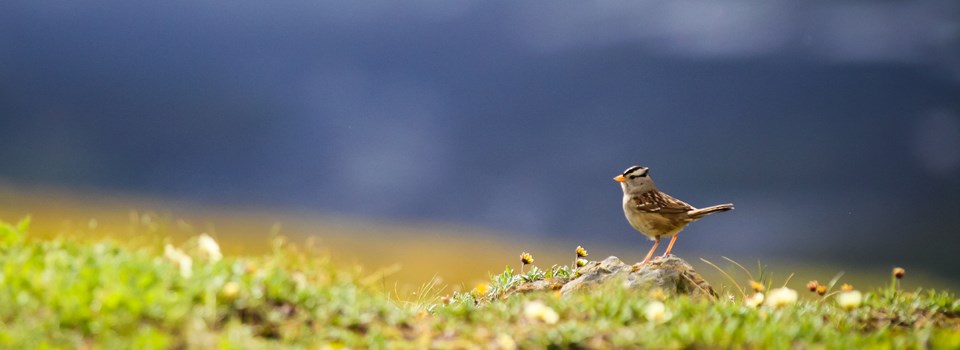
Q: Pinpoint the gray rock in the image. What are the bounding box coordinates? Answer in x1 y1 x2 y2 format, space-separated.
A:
560 255 716 299
494 255 716 301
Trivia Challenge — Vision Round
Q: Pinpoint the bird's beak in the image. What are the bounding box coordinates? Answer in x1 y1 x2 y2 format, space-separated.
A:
613 175 626 182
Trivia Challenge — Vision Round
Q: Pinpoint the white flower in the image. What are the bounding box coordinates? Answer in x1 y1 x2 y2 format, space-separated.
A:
163 243 181 261
292 272 308 290
836 290 863 310
644 301 672 323
744 292 765 308
523 300 559 324
164 244 193 278
763 287 798 308
197 234 222 262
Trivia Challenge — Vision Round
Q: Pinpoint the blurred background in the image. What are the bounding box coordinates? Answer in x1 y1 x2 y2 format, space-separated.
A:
2 1 959 289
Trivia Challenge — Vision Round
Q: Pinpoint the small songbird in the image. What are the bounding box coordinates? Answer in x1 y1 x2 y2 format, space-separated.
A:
614 166 733 266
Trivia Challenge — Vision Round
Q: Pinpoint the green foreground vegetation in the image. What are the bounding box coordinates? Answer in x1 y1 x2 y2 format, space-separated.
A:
2 218 959 349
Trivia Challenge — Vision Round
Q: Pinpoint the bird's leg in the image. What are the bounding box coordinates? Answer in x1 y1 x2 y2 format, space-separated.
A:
639 236 661 266
661 234 679 258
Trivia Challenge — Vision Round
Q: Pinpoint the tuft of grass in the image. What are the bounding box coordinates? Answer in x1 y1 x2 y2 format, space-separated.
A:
0 217 414 348
432 258 960 348
2 218 959 348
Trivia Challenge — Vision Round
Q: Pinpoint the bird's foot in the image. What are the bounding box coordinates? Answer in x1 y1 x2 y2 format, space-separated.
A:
632 259 652 271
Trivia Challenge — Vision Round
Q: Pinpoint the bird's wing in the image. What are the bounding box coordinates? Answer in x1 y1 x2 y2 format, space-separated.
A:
630 191 695 214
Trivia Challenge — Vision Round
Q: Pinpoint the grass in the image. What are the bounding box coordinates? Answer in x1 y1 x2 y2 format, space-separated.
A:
2 217 959 349
4 185 957 292
0 184 574 289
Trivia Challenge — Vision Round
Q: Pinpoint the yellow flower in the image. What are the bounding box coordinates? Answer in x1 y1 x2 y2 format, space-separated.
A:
836 290 863 310
520 252 534 265
841 283 853 292
893 267 905 279
576 246 588 257
648 288 666 301
576 258 588 267
763 287 798 308
222 281 240 299
523 301 559 324
749 280 765 293
644 301 672 323
472 283 491 297
244 262 258 275
816 285 828 296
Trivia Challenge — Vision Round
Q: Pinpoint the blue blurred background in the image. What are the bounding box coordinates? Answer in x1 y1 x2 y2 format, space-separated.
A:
2 1 959 281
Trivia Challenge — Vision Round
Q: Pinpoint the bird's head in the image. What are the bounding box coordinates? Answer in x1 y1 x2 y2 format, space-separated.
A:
614 165 655 193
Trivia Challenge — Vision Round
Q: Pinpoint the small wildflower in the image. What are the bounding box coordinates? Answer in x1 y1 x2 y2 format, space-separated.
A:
163 244 181 261
576 246 588 257
520 252 534 265
749 280 765 293
644 301 672 323
222 281 240 299
836 290 863 310
807 280 819 292
649 288 666 301
523 300 559 324
816 285 828 296
198 234 222 262
763 287 798 308
163 244 193 278
576 258 588 267
292 272 308 290
841 283 853 292
177 258 192 278
520 252 534 273
494 333 517 350
244 262 257 275
472 283 491 297
893 267 905 279
744 292 765 308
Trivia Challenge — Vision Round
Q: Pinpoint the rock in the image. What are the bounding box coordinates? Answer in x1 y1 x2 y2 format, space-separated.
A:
514 279 564 294
500 255 716 301
561 255 716 300
490 277 565 301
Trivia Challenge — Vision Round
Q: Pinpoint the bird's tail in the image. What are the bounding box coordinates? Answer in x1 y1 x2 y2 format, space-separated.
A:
688 203 734 219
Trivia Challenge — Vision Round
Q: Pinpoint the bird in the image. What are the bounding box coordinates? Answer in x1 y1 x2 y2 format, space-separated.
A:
614 165 733 266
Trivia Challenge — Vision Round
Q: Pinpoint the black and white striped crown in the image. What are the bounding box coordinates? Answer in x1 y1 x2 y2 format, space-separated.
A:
621 165 649 178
